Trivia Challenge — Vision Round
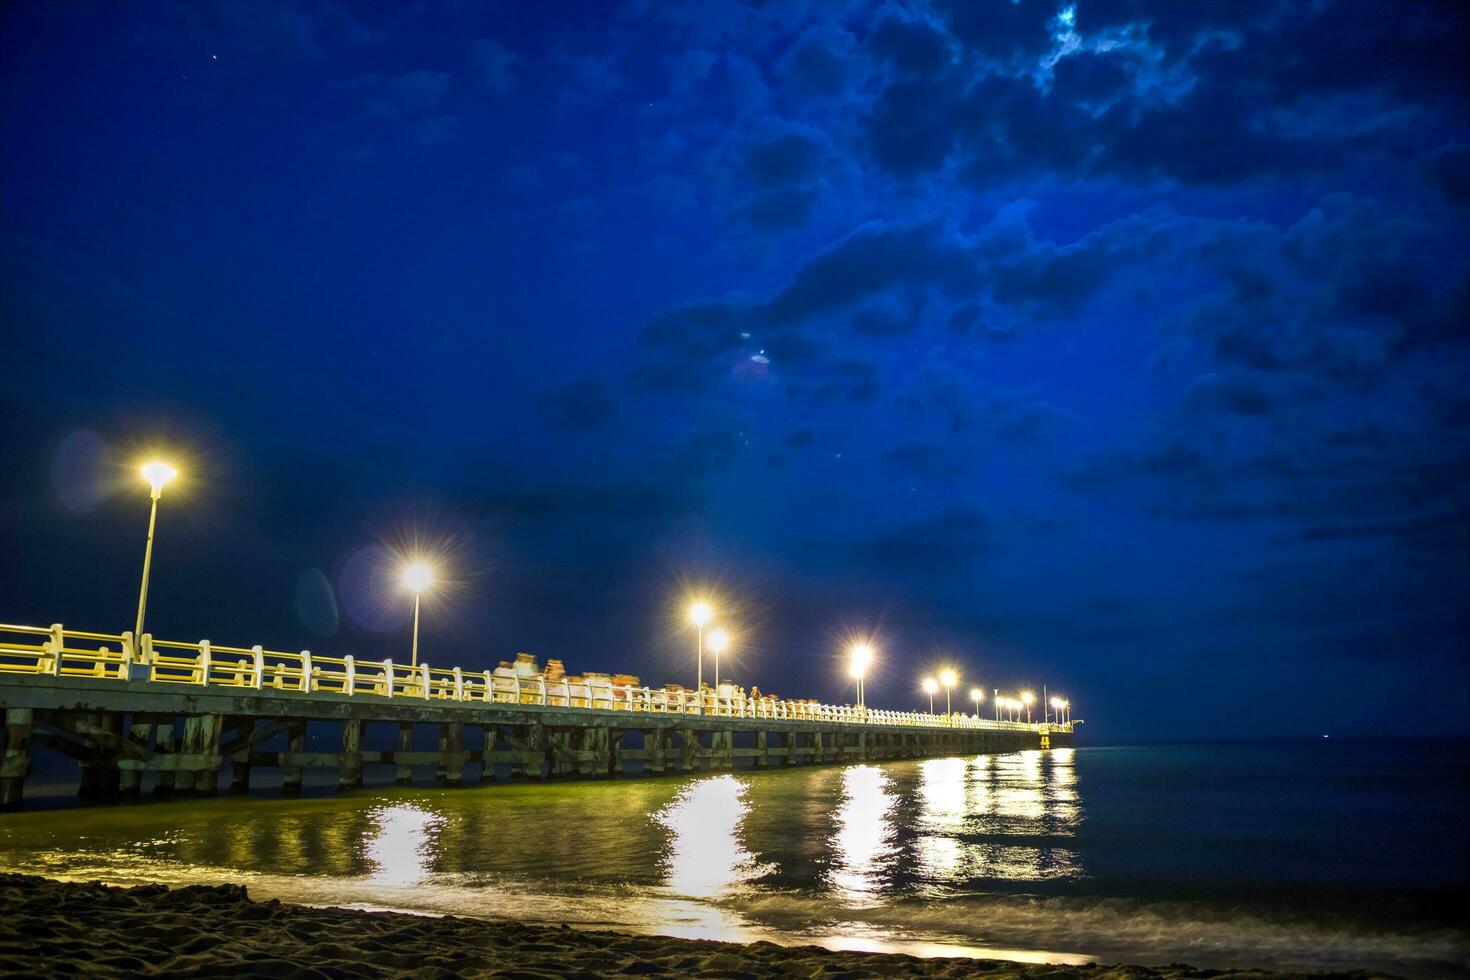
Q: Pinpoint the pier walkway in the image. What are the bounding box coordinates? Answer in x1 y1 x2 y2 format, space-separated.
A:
0 622 1071 809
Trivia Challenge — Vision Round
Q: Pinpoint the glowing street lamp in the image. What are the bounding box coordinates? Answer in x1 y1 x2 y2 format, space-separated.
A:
849 643 873 708
1021 690 1035 724
707 628 730 689
401 560 434 667
921 676 938 714
939 669 957 716
1050 696 1064 727
133 461 178 644
688 600 713 705
970 687 983 718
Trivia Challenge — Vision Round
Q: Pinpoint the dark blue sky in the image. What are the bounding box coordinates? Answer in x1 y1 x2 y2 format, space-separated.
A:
3 1 1466 741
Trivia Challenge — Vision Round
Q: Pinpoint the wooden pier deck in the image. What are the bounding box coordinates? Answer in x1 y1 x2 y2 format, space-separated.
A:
0 623 1071 809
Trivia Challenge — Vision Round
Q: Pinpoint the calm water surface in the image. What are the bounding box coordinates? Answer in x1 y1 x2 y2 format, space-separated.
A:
1 741 1465 977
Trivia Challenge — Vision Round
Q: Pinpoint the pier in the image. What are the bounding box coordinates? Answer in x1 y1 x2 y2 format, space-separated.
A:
0 622 1071 809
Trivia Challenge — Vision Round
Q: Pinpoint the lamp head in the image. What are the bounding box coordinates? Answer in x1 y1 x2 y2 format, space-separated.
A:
706 628 730 654
1021 690 1035 706
849 642 873 669
689 601 713 628
969 688 983 702
1050 697 1064 709
939 668 957 688
921 677 938 695
140 461 177 498
401 561 434 594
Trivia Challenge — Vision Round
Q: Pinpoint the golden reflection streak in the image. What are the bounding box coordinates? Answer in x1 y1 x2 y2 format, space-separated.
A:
827 765 898 906
364 803 443 886
655 775 772 898
916 749 1084 884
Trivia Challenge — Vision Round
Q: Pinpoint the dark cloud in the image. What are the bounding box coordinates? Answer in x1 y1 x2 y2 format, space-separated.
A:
473 39 519 95
745 132 822 186
856 504 987 576
763 222 980 325
884 441 962 476
537 379 617 429
868 15 950 76
1185 373 1276 417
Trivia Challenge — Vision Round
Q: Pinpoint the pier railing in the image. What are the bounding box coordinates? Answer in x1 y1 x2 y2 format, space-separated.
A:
0 622 1065 732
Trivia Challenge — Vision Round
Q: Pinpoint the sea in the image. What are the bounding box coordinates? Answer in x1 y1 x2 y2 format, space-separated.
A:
1 739 1465 977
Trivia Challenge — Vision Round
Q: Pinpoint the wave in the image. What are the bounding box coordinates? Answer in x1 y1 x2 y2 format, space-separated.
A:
9 850 1467 980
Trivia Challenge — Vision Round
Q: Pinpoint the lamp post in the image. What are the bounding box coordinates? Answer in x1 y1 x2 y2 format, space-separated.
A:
939 669 957 720
970 687 983 719
708 628 730 693
922 677 937 714
994 688 999 722
133 461 178 644
1021 690 1035 724
401 561 433 667
1050 696 1064 727
849 643 872 708
689 601 712 708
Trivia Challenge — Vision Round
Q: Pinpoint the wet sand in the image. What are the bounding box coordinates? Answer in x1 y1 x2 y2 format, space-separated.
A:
0 874 1395 978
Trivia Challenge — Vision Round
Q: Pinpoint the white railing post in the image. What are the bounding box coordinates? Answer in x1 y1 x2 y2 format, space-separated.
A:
482 670 492 702
384 659 394 698
46 623 64 675
120 631 135 668
344 655 356 695
419 663 431 699
197 640 212 686
453 666 464 701
251 646 264 689
300 650 313 692
140 633 154 666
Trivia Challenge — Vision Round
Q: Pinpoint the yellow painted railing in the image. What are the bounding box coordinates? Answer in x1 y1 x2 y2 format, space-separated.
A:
0 622 1067 732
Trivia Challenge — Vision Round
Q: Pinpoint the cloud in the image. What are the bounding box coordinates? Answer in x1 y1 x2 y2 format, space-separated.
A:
1185 372 1277 417
884 441 963 476
856 504 988 576
365 69 450 118
474 39 519 95
868 14 951 76
538 379 617 429
763 221 980 325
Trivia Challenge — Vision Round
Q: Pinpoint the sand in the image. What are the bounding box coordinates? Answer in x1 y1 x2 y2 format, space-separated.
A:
0 874 1395 979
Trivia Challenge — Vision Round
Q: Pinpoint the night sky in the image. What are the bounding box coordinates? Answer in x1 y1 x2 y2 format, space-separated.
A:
3 1 1466 742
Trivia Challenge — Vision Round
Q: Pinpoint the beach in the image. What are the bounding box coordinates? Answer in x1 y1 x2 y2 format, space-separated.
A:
0 874 1397 979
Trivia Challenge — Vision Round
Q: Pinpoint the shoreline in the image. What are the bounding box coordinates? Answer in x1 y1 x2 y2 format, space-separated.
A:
0 874 1396 978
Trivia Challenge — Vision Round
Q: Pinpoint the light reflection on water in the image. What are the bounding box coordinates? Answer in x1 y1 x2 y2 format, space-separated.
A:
654 775 773 898
1 744 1461 977
365 804 443 886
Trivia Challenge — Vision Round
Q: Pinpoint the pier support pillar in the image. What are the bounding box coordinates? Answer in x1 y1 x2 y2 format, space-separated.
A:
282 720 306 794
644 730 666 775
189 715 223 796
395 723 414 785
755 731 769 768
120 716 153 798
678 728 696 772
782 731 797 766
339 720 363 790
1 708 32 811
710 730 734 770
152 720 177 798
175 716 203 795
436 723 464 786
229 719 253 794
609 729 625 775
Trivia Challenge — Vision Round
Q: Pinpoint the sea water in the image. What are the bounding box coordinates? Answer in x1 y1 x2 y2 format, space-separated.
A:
1 740 1465 977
